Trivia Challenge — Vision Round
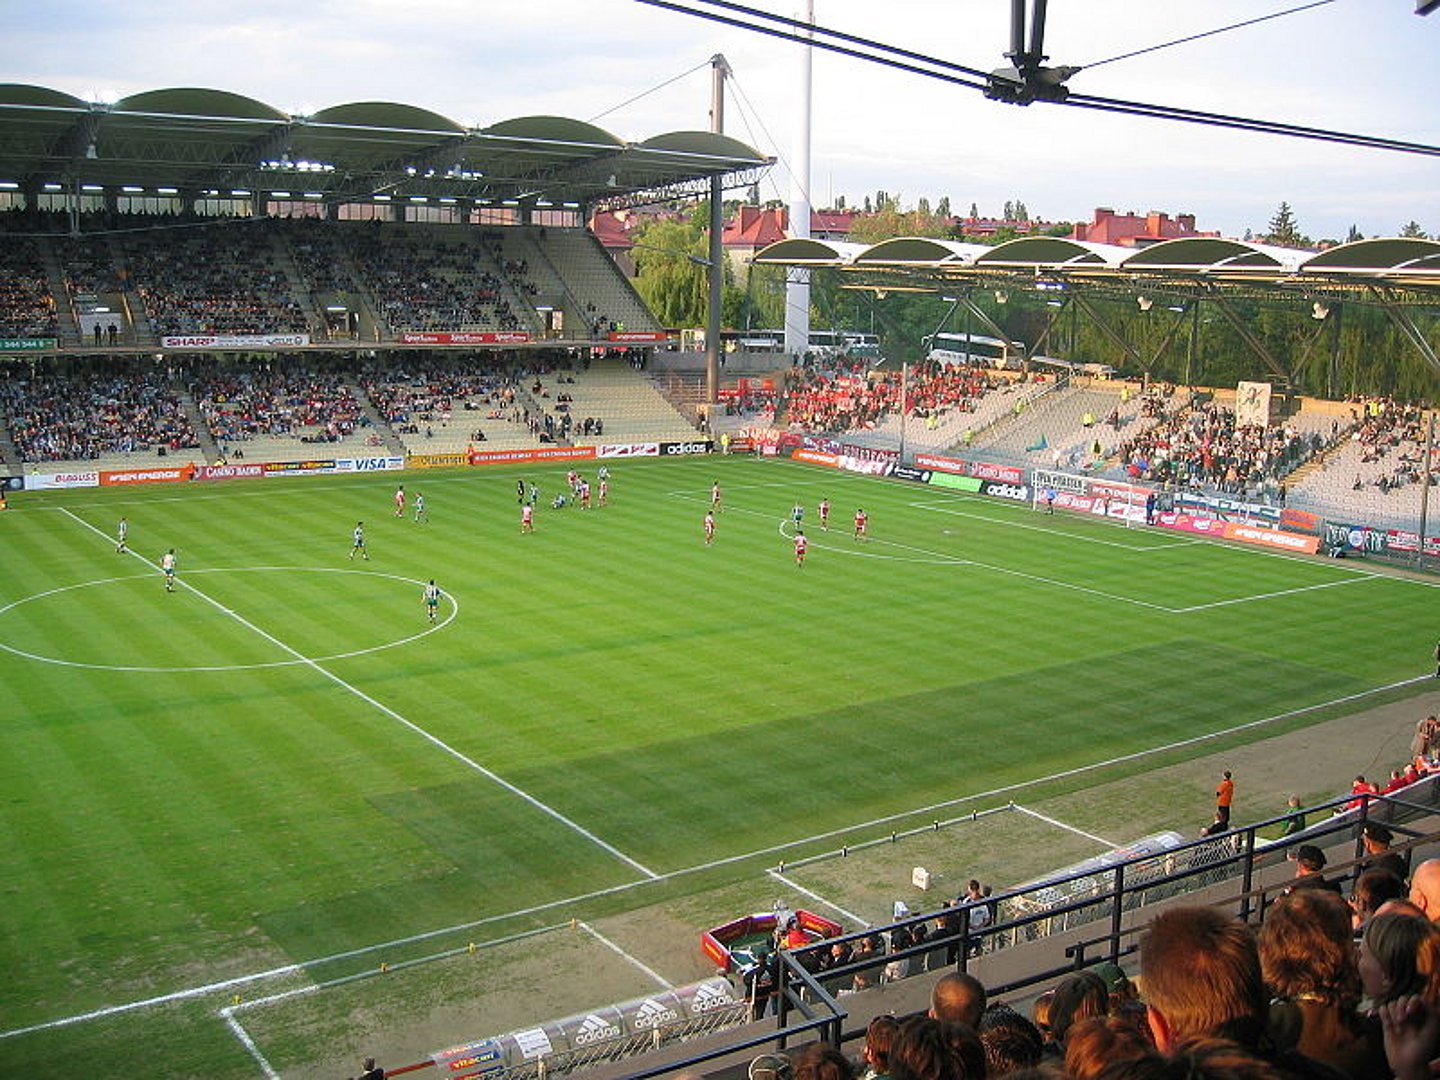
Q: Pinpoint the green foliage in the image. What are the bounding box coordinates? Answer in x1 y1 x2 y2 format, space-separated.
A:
1400 220 1429 239
1263 201 1310 247
631 213 723 328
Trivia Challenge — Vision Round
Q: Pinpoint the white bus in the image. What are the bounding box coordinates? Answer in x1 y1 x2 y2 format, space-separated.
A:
923 332 1025 369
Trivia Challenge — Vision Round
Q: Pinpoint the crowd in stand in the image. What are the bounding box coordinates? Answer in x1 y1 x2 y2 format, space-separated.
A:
750 854 1440 1080
1118 397 1325 492
346 223 528 332
1346 398 1439 496
359 356 529 438
192 361 363 445
124 222 309 337
0 233 59 338
0 365 198 460
779 360 1011 434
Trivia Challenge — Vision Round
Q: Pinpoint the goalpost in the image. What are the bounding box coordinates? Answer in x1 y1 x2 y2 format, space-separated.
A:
1030 468 1154 528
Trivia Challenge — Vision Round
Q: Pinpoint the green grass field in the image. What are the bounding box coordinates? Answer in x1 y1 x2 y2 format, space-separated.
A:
1 455 1435 1078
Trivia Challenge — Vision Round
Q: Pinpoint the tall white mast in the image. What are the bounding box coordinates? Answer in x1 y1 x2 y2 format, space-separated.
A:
783 0 813 362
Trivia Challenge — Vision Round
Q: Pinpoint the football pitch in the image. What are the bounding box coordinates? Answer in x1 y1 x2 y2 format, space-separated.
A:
1 455 1435 1078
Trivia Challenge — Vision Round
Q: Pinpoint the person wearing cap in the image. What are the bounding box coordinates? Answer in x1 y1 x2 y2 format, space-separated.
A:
1288 845 1342 895
1092 960 1138 1008
1361 822 1409 882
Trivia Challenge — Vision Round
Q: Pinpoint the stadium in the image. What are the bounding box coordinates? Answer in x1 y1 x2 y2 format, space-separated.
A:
3 6 1440 1080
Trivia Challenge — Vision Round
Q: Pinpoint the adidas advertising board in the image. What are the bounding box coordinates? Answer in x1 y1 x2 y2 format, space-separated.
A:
980 480 1031 502
661 440 713 455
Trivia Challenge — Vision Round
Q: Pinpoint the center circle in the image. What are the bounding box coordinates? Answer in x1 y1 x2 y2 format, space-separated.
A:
0 567 457 673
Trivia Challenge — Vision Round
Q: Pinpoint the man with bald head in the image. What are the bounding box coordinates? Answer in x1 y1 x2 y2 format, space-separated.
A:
930 971 986 1028
1408 858 1440 920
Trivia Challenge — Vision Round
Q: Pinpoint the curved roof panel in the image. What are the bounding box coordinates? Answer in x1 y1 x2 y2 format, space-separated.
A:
484 116 622 147
310 102 464 133
855 238 989 265
0 83 87 110
978 237 1130 267
115 88 286 121
751 238 867 264
1301 237 1440 273
1122 237 1304 272
0 84 770 209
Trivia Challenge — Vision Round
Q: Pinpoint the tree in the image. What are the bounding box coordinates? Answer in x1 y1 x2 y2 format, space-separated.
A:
1003 200 1015 220
917 196 931 216
631 210 722 328
863 195 872 213
936 196 950 218
835 194 846 210
969 201 979 219
745 184 760 206
1345 224 1364 243
1264 201 1308 247
1014 199 1029 222
875 189 890 212
1400 220 1429 238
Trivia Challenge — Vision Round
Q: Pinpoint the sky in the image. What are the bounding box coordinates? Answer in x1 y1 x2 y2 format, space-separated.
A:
6 0 1438 241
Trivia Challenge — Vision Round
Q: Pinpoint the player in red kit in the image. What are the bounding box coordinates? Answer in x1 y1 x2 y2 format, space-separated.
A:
818 498 830 530
853 508 868 540
521 502 534 533
703 511 716 545
394 485 406 517
794 529 808 567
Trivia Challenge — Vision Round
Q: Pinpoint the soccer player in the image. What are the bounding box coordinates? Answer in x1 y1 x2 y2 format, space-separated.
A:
160 548 177 592
521 502 534 533
794 528 807 567
792 501 804 526
350 521 369 560
818 499 830 531
516 478 526 504
711 481 723 512
414 492 428 524
394 485 406 517
704 511 716 545
579 479 591 510
597 464 610 482
598 478 609 507
423 579 441 623
116 516 129 553
854 508 868 540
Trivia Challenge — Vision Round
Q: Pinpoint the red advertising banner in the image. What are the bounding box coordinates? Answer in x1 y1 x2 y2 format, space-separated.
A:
607 331 666 342
1279 507 1322 534
194 463 266 481
967 460 1024 484
1223 522 1321 554
99 464 195 486
397 331 532 346
468 446 596 466
914 453 967 475
792 449 840 468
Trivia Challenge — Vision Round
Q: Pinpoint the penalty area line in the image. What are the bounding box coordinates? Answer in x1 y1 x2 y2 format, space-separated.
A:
766 869 871 929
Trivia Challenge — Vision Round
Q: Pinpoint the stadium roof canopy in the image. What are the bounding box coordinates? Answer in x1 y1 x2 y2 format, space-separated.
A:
754 234 1440 306
0 84 772 210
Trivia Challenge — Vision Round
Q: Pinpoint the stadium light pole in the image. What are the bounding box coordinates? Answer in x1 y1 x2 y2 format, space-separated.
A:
706 54 730 409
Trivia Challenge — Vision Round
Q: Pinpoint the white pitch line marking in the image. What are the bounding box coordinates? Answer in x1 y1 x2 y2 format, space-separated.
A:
579 921 674 989
1170 574 1376 612
9 670 1431 1045
218 1009 282 1080
766 869 871 928
1010 804 1119 848
56 509 657 881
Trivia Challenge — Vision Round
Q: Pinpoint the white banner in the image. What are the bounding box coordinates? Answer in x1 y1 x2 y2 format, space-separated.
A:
160 333 311 349
334 457 405 473
28 470 100 490
1235 381 1272 429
